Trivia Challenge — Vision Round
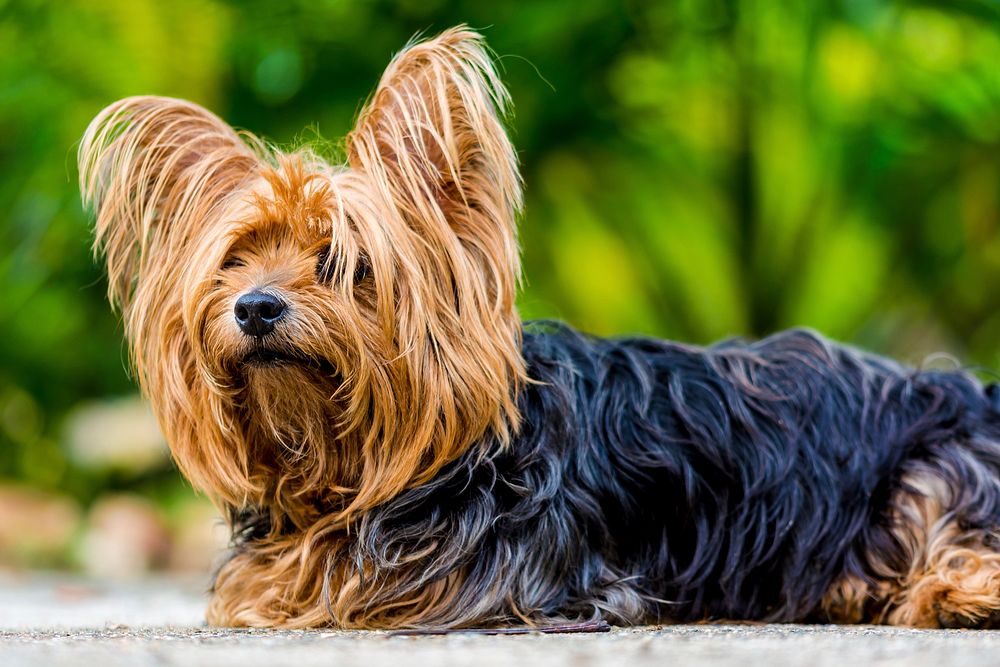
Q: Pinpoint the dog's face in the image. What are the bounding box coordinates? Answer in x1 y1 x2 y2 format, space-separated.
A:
192 173 368 496
194 169 375 450
79 28 527 523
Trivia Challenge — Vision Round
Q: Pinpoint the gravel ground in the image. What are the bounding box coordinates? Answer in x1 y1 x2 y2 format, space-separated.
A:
3 574 1000 667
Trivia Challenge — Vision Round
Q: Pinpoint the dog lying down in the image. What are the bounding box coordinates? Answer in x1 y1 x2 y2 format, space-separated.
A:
78 26 1000 629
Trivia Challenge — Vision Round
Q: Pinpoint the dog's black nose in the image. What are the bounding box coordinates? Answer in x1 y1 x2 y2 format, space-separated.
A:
234 291 285 337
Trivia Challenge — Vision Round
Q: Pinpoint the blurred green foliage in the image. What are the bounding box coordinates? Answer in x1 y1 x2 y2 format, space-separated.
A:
2 0 1000 502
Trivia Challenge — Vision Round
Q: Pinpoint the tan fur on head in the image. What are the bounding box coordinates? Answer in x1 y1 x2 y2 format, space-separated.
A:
78 26 527 529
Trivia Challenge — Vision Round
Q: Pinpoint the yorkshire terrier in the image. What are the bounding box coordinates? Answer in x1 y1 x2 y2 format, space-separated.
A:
79 26 1000 629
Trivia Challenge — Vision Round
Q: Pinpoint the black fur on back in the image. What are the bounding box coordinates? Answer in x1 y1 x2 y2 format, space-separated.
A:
236 322 1000 625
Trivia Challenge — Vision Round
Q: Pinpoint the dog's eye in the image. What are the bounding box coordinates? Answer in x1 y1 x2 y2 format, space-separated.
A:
315 246 337 283
316 247 370 285
222 257 245 270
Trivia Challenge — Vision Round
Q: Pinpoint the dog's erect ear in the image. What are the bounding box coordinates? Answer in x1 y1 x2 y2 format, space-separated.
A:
347 26 522 312
79 96 258 310
341 28 526 514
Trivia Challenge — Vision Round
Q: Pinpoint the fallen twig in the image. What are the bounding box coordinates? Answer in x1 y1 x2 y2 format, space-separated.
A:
388 619 612 636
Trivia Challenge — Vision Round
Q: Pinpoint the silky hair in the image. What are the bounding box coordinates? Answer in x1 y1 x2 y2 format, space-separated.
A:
79 27 1000 631
79 26 526 527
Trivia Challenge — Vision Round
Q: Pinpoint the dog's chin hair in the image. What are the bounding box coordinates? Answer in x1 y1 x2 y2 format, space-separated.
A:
241 363 359 520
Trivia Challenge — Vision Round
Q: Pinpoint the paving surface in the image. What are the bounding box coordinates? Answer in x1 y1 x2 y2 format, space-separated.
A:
3 573 1000 666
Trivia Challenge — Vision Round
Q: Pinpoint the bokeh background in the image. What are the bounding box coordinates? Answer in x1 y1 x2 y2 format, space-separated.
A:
2 0 1000 577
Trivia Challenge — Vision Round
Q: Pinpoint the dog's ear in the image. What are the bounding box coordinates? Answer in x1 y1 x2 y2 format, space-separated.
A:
346 26 522 315
341 28 527 513
79 96 258 311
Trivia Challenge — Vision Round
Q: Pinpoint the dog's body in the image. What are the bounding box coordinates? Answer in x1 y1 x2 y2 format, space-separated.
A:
79 27 1000 629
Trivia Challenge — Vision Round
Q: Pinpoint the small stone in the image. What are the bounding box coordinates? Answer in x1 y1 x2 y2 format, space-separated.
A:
0 485 81 568
79 494 171 579
64 396 168 473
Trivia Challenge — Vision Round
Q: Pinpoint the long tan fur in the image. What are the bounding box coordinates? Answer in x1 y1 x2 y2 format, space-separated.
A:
80 27 526 625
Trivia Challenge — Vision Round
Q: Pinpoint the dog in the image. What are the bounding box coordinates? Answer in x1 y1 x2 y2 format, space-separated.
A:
78 26 1000 629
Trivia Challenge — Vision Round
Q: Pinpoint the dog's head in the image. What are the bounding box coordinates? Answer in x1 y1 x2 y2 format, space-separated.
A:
78 27 526 522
